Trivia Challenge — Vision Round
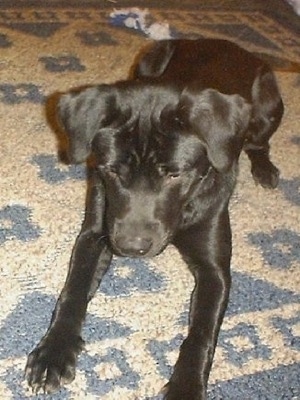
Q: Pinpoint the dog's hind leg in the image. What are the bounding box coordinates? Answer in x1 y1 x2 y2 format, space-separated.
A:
25 175 112 393
244 66 284 188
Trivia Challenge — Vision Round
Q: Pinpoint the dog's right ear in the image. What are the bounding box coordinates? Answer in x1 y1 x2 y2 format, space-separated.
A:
177 88 252 172
135 40 176 78
57 85 115 163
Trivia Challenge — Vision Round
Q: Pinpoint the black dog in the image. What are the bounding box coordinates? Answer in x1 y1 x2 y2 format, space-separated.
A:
25 39 283 399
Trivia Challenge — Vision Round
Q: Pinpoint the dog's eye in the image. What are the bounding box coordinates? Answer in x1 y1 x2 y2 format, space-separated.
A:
157 165 181 180
108 169 118 179
167 171 181 180
100 165 119 179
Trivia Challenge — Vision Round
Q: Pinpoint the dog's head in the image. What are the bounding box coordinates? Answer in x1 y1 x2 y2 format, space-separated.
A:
57 83 251 257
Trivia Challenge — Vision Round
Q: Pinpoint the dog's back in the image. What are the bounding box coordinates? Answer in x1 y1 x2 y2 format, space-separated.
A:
135 39 264 98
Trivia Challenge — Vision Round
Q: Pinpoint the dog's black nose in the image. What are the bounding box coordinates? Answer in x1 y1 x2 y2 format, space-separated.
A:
114 236 153 256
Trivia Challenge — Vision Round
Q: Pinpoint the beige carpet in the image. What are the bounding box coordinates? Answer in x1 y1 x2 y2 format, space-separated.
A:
0 2 299 399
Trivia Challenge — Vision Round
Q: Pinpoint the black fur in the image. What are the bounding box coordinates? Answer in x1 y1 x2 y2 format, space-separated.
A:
25 39 283 399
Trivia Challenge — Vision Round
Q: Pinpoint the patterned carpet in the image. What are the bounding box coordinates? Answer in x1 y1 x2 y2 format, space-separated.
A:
0 1 299 399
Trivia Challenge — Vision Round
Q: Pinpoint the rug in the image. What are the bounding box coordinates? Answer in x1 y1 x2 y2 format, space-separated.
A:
0 1 299 399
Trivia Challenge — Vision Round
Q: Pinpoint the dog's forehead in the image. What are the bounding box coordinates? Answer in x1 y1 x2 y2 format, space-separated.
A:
117 115 203 169
96 84 205 168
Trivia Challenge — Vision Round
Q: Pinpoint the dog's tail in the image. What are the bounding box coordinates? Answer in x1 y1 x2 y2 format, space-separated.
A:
253 52 300 73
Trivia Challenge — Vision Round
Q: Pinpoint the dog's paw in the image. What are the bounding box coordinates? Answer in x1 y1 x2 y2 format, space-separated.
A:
251 161 280 189
25 334 84 393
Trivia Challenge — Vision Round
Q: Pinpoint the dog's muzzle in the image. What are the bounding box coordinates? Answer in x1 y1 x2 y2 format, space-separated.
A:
110 220 168 257
113 234 153 257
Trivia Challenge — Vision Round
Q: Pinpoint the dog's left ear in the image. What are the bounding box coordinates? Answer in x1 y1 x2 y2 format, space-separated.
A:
57 85 117 163
179 88 252 171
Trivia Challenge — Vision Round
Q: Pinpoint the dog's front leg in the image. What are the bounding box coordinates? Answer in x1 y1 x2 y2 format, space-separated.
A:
25 178 112 393
166 211 232 400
